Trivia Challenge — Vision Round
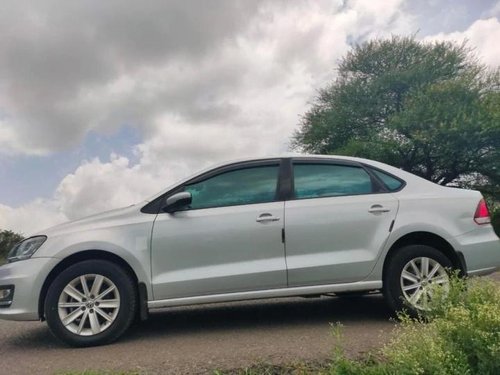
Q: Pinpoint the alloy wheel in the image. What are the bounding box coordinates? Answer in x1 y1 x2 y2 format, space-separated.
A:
57 274 120 336
400 257 449 310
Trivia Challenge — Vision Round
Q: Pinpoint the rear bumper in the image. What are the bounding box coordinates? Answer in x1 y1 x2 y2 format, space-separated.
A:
453 226 500 277
0 257 59 321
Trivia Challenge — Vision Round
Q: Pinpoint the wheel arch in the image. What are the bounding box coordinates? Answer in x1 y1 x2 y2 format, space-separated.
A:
382 231 466 283
38 249 141 321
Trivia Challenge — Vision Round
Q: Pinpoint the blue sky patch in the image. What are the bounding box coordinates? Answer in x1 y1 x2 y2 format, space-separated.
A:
0 125 142 206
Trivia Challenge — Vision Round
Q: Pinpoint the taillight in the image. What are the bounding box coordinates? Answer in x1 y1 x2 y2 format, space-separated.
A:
474 199 491 225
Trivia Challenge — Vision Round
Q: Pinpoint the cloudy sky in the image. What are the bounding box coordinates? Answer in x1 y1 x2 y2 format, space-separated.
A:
0 0 499 234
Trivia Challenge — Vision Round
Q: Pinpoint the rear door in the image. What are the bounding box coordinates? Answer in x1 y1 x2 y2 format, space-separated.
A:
284 160 399 286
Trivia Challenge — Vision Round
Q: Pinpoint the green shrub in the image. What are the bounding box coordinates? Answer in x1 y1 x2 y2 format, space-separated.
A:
216 276 500 375
491 208 500 237
0 229 24 265
327 276 500 375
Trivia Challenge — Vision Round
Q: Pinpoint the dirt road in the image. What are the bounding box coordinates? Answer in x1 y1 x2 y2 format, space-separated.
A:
0 294 395 374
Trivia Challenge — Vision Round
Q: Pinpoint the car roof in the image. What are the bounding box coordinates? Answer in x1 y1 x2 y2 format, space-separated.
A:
212 153 379 165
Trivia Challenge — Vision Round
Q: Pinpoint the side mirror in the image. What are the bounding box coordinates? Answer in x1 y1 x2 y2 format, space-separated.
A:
163 192 192 213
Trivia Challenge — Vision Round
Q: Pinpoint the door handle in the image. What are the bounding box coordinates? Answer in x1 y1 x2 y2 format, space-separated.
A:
256 213 280 223
368 204 391 214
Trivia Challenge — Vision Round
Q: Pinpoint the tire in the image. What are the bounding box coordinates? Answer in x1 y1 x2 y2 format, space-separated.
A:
383 245 453 316
44 259 137 347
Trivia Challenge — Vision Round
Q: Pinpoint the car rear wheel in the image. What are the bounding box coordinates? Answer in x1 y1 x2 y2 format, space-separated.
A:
383 245 452 316
45 259 137 347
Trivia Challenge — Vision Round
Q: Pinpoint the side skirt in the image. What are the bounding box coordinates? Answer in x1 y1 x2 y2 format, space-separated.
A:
147 280 382 310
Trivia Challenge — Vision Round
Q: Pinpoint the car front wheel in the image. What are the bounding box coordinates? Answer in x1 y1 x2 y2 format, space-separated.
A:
44 259 137 347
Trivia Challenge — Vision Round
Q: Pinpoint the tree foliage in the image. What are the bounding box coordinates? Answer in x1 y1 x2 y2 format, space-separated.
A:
293 36 500 187
0 229 24 262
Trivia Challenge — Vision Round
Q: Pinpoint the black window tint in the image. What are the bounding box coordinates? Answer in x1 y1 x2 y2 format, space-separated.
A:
184 165 279 209
370 168 403 191
293 164 373 199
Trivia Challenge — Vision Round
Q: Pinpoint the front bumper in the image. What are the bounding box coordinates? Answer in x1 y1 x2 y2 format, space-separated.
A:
0 257 59 321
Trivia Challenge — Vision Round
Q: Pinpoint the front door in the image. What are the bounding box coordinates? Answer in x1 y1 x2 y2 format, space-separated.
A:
151 162 287 300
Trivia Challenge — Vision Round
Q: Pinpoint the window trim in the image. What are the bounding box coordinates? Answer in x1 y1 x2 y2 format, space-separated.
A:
140 157 407 213
288 158 388 201
141 159 284 214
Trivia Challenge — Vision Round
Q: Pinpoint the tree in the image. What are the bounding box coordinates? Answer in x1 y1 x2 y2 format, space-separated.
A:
0 229 24 262
292 36 500 187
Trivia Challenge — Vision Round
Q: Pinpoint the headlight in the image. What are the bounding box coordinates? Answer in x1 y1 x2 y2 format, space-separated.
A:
7 236 47 262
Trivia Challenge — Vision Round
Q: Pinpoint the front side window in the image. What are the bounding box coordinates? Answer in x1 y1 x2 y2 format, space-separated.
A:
293 163 373 199
183 165 279 210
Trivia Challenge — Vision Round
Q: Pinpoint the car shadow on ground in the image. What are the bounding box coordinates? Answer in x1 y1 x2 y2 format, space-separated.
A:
125 294 393 341
5 294 393 349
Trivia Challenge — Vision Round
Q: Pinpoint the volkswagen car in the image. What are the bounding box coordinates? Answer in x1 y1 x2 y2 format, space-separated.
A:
1 155 499 346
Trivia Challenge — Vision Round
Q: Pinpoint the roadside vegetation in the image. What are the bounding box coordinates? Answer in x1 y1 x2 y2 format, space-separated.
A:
218 275 500 375
0 229 24 265
492 209 500 236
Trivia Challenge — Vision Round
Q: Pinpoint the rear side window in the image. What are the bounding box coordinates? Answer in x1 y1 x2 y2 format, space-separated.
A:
293 164 373 199
369 168 403 191
184 165 279 209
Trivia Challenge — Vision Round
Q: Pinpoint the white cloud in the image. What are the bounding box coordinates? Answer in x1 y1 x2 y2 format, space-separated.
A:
55 154 161 220
0 200 66 236
0 0 266 155
423 17 500 67
0 0 412 156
